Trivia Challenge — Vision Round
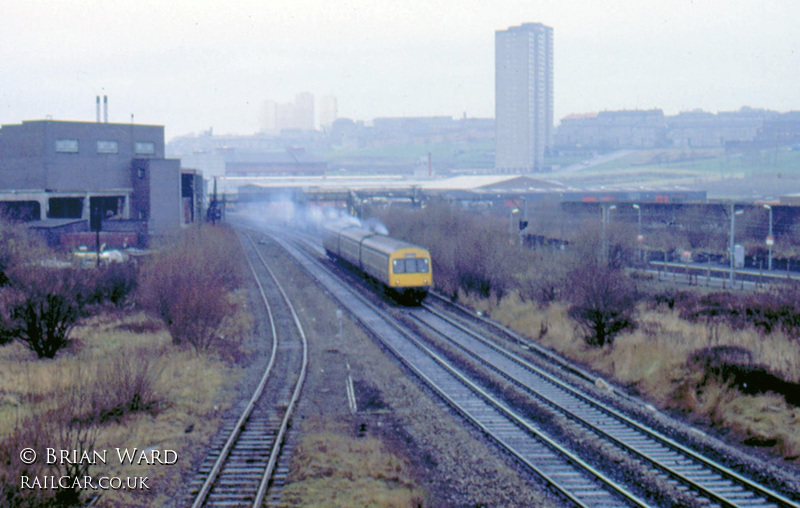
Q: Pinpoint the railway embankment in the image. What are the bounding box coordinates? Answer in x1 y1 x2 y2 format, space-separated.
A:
0 224 254 506
377 204 800 473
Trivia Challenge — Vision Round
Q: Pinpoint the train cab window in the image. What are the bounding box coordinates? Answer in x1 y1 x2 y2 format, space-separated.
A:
393 258 429 274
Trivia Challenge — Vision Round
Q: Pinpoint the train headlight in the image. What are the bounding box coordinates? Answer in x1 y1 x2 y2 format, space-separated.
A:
395 280 400 286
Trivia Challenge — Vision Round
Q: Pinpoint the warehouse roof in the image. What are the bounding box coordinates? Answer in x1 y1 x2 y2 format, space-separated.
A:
231 174 563 194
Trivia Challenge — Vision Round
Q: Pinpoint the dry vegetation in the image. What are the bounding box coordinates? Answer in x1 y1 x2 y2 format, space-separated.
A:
379 204 800 465
463 294 800 461
0 223 251 506
279 420 424 507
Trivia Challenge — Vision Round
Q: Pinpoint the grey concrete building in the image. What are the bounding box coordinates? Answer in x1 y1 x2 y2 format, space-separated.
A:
0 119 184 239
495 22 554 173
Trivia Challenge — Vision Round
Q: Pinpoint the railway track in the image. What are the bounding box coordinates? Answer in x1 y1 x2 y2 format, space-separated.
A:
409 303 799 508
264 229 649 507
261 225 800 507
188 233 308 507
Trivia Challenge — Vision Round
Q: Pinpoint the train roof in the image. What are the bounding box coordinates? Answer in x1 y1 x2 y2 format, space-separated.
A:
322 220 360 235
362 233 427 256
339 226 375 244
324 221 429 256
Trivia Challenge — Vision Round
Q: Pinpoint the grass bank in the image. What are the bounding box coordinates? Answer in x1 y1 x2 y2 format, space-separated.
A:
459 291 800 464
0 308 247 507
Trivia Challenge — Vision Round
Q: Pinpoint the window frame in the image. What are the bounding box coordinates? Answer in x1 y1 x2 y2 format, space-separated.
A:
96 140 119 154
134 141 156 155
55 139 79 153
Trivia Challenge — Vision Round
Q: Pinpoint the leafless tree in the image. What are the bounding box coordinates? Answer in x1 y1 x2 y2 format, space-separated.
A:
565 258 636 347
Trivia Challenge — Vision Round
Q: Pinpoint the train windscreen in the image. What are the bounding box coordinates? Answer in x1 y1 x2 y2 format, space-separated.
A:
392 258 429 274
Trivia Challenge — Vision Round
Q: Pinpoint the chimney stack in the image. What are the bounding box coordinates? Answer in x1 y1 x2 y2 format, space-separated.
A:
103 95 108 123
96 96 101 123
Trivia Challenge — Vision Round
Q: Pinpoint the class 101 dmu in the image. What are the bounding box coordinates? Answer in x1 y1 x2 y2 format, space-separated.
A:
323 223 433 304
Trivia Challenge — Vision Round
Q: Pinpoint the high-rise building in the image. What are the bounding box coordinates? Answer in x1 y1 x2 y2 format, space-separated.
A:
294 92 315 131
318 95 338 132
260 94 316 132
495 22 553 173
259 100 278 132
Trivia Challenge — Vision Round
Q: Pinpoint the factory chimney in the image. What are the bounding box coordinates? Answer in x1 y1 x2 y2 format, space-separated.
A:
103 95 108 123
96 96 101 123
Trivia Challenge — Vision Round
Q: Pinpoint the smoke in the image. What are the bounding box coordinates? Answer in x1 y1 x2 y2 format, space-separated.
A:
318 207 389 235
362 216 389 235
230 191 391 237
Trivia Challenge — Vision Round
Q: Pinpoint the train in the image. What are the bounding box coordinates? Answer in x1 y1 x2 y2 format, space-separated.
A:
322 222 433 303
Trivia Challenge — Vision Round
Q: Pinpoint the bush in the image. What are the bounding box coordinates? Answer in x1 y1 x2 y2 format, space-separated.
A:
3 267 88 358
565 261 636 347
0 384 98 506
0 289 15 346
672 282 800 337
90 346 164 422
86 262 138 309
137 225 243 351
0 219 48 287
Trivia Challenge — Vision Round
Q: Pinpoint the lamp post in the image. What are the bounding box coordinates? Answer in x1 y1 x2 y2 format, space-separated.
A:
764 204 774 271
607 204 617 222
633 204 642 263
509 207 519 243
602 204 616 262
729 205 744 285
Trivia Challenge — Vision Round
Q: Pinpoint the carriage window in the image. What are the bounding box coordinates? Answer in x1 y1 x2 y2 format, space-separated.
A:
393 259 405 273
416 258 429 273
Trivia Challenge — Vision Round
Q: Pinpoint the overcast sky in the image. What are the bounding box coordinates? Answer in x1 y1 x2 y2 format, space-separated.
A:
2 0 798 140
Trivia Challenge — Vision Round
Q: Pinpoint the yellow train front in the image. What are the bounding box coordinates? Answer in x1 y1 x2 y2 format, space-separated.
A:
323 224 433 304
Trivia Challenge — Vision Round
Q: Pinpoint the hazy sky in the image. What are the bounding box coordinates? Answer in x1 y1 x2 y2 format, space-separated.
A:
2 0 798 139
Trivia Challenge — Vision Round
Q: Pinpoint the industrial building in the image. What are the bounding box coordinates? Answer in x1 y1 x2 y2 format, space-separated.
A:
0 112 198 247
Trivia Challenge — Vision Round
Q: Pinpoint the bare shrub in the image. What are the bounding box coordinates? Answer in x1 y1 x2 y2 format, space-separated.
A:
566 260 636 347
517 251 568 304
168 282 232 350
0 219 49 288
90 346 164 422
672 282 800 338
0 379 98 506
85 262 139 309
4 267 87 358
137 225 244 351
0 288 15 346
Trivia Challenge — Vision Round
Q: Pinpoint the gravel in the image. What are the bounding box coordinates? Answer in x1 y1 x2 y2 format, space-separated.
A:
260 236 563 507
